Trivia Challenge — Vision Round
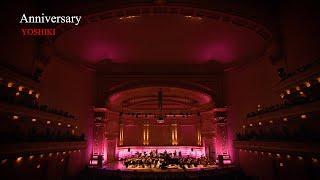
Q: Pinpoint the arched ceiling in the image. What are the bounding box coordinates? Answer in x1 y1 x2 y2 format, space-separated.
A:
107 87 213 113
52 5 272 68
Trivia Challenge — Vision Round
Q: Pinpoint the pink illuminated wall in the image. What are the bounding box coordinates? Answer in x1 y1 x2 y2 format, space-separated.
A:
120 118 199 146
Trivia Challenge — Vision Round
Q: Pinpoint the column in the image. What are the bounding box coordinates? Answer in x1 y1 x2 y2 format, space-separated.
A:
119 124 124 146
197 114 202 146
92 109 107 165
143 121 149 145
171 121 178 145
214 110 230 163
93 111 106 156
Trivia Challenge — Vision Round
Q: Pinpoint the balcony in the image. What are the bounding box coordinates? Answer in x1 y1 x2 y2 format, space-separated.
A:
0 141 87 156
273 60 320 93
246 100 320 122
234 140 320 154
0 101 77 127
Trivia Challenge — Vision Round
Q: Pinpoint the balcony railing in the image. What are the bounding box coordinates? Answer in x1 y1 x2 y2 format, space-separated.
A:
0 141 87 156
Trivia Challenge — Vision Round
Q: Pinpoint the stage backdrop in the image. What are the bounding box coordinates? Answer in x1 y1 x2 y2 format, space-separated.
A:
122 123 197 146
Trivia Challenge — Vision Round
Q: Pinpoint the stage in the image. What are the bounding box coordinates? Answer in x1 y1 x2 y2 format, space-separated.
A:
84 162 245 180
104 161 220 172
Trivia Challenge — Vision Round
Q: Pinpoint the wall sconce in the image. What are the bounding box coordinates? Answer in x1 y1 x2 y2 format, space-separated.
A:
312 158 318 163
301 114 307 119
7 82 13 88
280 93 284 98
18 86 24 91
304 81 311 87
1 159 7 164
286 89 291 95
16 157 23 163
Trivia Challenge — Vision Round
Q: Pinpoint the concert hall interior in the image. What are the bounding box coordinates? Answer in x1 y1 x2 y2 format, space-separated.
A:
1 0 320 179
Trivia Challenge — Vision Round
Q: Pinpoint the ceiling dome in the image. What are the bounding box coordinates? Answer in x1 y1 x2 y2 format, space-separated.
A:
52 5 271 68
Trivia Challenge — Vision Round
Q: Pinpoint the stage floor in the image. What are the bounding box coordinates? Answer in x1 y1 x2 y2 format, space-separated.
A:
103 161 222 172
